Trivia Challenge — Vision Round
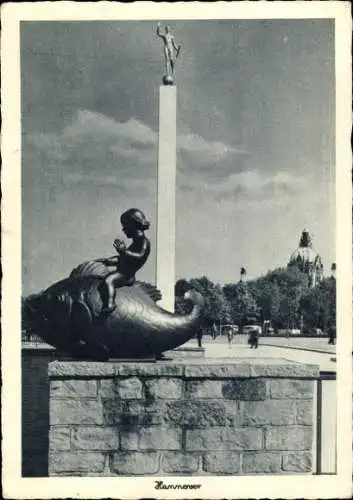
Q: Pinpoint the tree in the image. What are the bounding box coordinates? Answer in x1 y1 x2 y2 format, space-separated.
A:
174 276 232 330
246 267 308 329
300 277 336 332
246 279 281 326
213 283 232 325
188 277 231 329
174 263 324 335
174 279 193 316
223 282 259 327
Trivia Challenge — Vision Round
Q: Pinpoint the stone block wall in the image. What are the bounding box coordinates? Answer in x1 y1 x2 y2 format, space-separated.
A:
48 360 319 476
22 346 58 476
21 344 203 476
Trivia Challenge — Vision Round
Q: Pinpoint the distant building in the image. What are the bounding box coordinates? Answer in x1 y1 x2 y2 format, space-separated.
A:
288 230 324 287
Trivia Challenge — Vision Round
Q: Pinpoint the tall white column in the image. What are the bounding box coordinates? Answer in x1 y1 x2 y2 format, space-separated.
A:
156 85 177 312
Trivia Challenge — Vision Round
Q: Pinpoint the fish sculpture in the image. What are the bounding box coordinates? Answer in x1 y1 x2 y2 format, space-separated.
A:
22 260 204 361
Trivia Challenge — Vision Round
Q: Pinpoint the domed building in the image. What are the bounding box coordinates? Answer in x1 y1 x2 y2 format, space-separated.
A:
288 230 324 287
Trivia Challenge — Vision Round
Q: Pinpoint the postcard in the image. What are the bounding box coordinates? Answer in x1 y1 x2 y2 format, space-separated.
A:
1 2 352 498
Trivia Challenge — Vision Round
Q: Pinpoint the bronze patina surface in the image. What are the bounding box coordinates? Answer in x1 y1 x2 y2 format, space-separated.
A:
22 210 204 361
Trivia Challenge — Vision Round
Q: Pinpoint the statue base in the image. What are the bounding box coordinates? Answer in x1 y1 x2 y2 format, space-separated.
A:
109 357 156 363
164 347 205 359
162 74 174 86
47 359 319 476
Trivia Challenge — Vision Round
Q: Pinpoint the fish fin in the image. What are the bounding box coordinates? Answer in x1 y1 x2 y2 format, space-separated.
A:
136 281 162 302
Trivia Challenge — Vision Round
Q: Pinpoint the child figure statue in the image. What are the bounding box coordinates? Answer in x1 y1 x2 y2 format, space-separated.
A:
100 208 151 314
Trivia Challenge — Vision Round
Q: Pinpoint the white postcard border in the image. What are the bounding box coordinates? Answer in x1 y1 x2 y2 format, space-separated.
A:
2 2 352 499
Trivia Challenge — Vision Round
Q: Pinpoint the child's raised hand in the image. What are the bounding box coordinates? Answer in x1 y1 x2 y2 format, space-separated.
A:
114 239 126 253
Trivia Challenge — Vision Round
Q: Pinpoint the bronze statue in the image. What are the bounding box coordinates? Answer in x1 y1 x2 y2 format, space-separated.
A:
98 209 151 314
156 22 181 85
22 209 204 361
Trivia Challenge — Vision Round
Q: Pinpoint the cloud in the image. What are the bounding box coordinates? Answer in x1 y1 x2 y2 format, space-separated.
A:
178 133 244 156
20 21 335 294
175 164 334 284
62 172 153 196
176 133 248 181
23 110 159 191
25 110 324 215
178 132 247 177
177 167 323 208
24 109 329 216
63 110 158 145
23 109 246 191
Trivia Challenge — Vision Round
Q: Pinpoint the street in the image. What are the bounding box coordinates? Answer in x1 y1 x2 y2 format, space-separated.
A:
184 335 336 372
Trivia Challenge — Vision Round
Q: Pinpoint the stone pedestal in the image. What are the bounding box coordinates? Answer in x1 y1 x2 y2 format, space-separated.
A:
48 359 319 476
156 85 177 312
165 346 205 359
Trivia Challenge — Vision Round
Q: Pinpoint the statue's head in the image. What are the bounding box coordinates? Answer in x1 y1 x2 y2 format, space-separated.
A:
165 25 170 34
120 208 150 236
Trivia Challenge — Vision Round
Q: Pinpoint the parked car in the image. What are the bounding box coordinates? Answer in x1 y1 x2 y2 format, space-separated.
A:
277 328 301 337
263 320 274 335
288 328 301 335
243 325 262 335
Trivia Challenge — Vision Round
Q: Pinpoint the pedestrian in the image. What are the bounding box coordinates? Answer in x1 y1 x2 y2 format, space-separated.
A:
212 322 217 340
226 326 234 348
328 324 336 345
197 329 203 348
249 328 259 349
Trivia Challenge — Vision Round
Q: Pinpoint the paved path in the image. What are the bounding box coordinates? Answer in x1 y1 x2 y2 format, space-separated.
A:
207 334 335 352
185 336 336 372
23 336 336 372
258 337 335 354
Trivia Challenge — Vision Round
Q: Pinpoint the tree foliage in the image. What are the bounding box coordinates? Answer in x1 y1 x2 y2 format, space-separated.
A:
223 282 259 327
175 276 231 329
247 267 309 329
300 277 336 332
175 266 336 333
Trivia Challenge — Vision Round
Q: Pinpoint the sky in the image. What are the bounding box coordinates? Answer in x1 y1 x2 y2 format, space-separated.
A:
21 19 335 296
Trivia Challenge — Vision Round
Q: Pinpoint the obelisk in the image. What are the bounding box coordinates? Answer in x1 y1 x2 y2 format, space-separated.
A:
155 23 181 312
156 85 176 312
